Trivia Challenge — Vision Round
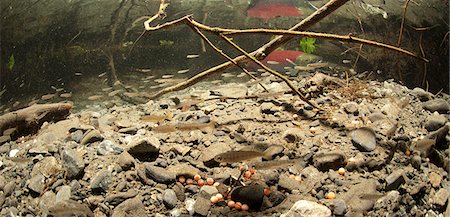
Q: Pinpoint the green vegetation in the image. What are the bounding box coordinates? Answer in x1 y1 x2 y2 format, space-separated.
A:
7 54 15 71
299 37 316 54
159 40 174 46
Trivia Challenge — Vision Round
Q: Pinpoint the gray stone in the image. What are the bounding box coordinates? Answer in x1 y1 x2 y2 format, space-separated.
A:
299 166 327 194
70 130 84 142
62 148 85 179
80 129 103 145
200 185 219 196
283 128 304 143
55 185 72 202
163 189 178 209
127 136 160 157
385 169 405 191
3 181 16 197
332 199 347 216
338 179 378 213
39 191 56 211
194 196 211 216
261 102 278 114
31 156 62 178
374 190 400 211
368 112 386 122
425 114 447 131
0 176 5 191
313 151 346 171
199 142 231 163
112 197 146 217
343 102 359 114
28 174 45 194
279 174 302 193
263 145 284 160
431 188 450 207
48 199 93 217
411 155 422 170
90 169 112 192
351 127 377 152
98 140 123 155
411 87 433 101
422 99 450 113
144 164 176 183
105 189 138 206
117 151 135 171
281 200 332 217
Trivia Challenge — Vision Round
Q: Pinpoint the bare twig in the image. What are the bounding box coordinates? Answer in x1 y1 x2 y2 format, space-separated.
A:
397 0 411 47
144 0 169 30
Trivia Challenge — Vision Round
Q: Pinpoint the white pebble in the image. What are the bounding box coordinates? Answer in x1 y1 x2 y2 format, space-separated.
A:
9 149 19 157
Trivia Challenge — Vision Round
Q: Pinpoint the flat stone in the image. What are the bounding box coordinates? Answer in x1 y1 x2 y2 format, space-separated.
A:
261 102 278 114
298 166 327 194
38 191 56 211
281 200 332 217
385 169 405 191
351 127 377 152
283 128 304 143
200 185 218 196
163 189 178 209
3 181 16 197
194 196 211 216
28 174 45 194
425 114 447 132
117 151 135 171
431 188 450 207
422 99 450 113
55 186 72 203
429 172 442 188
112 197 146 217
48 199 93 217
213 84 248 98
144 164 176 183
97 140 123 155
105 189 138 206
80 129 103 145
313 151 346 171
368 112 386 122
411 87 433 101
339 179 378 213
170 144 191 156
167 163 201 178
343 102 359 114
62 148 85 179
279 174 302 193
374 190 400 211
31 156 62 178
127 136 160 160
90 169 112 192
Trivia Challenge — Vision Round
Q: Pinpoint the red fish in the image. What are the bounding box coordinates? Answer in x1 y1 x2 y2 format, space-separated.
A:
246 50 304 71
247 1 302 22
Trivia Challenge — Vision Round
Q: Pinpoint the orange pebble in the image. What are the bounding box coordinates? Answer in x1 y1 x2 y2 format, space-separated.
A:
227 200 235 208
186 178 194 185
194 174 201 181
309 127 316 134
248 168 255 175
206 177 214 185
210 196 219 203
338 167 345 175
244 171 252 179
263 188 271 196
326 192 336 199
294 176 302 181
178 176 186 183
292 114 299 120
241 204 249 211
234 202 242 210
197 179 205 186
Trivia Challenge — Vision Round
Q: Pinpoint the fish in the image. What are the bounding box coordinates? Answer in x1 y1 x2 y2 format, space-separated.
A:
60 93 72 98
141 113 173 123
102 87 113 92
108 89 123 97
214 150 266 163
236 73 246 78
247 1 302 22
55 88 64 92
186 54 200 59
12 101 20 107
98 72 107 77
251 159 302 170
162 74 174 79
221 73 234 78
75 72 83 76
41 94 56 100
175 99 203 111
294 65 315 71
342 59 351 64
88 95 103 100
285 58 297 66
152 124 177 133
177 69 189 74
210 80 222 84
247 50 304 71
135 68 152 73
176 121 215 131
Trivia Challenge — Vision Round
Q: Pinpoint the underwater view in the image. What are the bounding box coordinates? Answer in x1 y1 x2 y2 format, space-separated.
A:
0 0 449 216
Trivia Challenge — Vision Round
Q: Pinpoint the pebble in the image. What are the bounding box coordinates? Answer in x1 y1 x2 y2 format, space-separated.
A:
55 185 72 202
429 172 442 188
200 185 218 196
98 140 123 155
167 163 201 178
343 102 359 114
0 176 5 191
80 129 103 145
368 112 386 122
331 199 347 216
185 198 196 215
31 156 62 178
111 197 146 217
61 148 85 179
262 145 284 160
28 174 46 194
425 113 447 131
411 155 422 170
282 128 304 143
163 189 178 209
411 87 433 101
351 127 377 152
261 102 278 114
90 169 112 192
144 164 176 183
385 169 405 191
117 151 135 171
127 136 160 160
313 151 346 171
3 181 15 197
339 179 378 213
374 190 400 211
431 188 450 207
105 189 138 205
193 196 211 216
281 200 332 217
422 99 450 113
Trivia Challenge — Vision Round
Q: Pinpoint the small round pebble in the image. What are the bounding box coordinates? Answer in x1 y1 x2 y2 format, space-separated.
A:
210 196 218 203
326 192 336 199
338 168 345 175
206 178 214 185
197 179 205 186
194 174 201 181
235 202 242 210
178 176 186 184
216 193 223 200
228 200 235 208
241 204 249 211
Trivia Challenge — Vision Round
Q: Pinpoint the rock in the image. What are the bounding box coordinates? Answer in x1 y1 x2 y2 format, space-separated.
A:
431 188 450 207
261 102 278 114
70 130 84 142
167 163 201 178
298 166 327 194
170 144 191 156
39 191 56 211
97 140 123 155
48 199 93 217
351 127 377 152
313 151 346 171
385 169 405 191
230 185 265 209
213 84 248 98
28 174 45 194
62 148 85 179
279 174 302 193
194 196 211 216
425 114 447 131
55 185 72 202
127 136 160 161
339 179 378 213
281 200 332 217
332 199 347 216
262 145 284 160
200 186 218 196
429 172 442 188
411 87 433 101
374 190 400 211
368 112 386 122
163 189 178 209
112 197 146 217
117 151 135 171
31 156 62 178
423 99 450 113
105 189 138 206
80 129 103 145
144 164 176 183
411 155 422 170
199 142 230 164
185 198 196 215
0 176 5 191
3 181 16 197
343 102 359 114
282 128 304 143
90 169 112 192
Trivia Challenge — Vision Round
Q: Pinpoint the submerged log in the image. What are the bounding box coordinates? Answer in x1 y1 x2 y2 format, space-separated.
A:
0 102 73 142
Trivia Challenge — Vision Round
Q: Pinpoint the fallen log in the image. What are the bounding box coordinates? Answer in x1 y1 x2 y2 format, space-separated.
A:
0 102 73 143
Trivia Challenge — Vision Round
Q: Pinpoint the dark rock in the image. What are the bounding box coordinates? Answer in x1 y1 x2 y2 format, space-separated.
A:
144 164 176 183
80 129 103 145
90 169 112 193
111 197 146 217
385 169 405 191
62 148 85 179
194 196 211 216
343 102 359 114
425 114 447 131
268 190 287 207
163 189 178 209
411 155 422 170
28 174 45 194
105 189 138 206
98 140 123 155
313 151 346 171
127 136 160 161
351 127 377 152
117 151 135 171
422 99 450 113
173 183 186 202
